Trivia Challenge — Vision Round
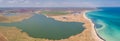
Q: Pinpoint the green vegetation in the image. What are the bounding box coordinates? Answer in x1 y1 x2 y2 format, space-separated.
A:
41 11 68 16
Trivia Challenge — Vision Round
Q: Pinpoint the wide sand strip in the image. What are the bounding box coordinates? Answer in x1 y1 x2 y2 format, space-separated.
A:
0 11 104 41
48 10 104 41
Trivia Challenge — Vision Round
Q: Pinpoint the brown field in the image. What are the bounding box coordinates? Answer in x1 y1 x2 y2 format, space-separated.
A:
0 13 33 23
0 10 103 41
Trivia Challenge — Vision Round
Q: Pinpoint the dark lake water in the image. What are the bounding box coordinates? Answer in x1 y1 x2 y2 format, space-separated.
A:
0 14 85 40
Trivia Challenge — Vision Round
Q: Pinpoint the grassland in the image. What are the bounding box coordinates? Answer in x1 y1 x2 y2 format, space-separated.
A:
41 11 68 16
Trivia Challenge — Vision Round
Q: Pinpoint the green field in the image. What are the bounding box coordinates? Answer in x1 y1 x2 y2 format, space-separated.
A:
41 11 68 16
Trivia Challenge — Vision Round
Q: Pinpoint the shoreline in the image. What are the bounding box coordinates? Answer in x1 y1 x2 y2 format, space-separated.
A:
0 10 105 41
83 11 105 41
47 10 105 41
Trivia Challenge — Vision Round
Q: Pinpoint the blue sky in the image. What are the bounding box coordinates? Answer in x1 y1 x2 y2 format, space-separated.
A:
0 0 120 7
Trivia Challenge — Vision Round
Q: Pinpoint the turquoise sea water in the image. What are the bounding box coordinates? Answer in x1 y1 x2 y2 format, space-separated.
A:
0 14 85 40
86 7 120 41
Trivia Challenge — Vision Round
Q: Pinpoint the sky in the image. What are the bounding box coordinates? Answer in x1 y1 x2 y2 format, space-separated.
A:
0 0 120 7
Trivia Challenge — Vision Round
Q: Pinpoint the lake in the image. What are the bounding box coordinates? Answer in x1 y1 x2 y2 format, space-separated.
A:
0 14 85 40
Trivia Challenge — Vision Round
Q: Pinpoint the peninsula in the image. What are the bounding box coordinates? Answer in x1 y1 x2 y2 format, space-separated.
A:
47 10 103 41
0 8 104 41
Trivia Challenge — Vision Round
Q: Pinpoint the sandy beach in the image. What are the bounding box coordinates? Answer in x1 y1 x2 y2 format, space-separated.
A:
0 33 8 41
48 10 104 41
83 11 104 41
0 10 104 41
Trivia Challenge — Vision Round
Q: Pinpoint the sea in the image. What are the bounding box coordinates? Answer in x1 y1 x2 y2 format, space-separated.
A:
86 7 120 41
0 7 120 41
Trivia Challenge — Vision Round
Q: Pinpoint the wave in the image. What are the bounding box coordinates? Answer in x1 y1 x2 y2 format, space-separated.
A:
87 8 120 41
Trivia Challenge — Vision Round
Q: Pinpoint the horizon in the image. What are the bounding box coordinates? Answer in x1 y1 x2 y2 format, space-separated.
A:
0 0 120 7
0 6 119 8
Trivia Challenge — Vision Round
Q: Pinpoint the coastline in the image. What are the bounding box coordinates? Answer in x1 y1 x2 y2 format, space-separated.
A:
47 10 104 41
83 11 105 41
0 10 105 41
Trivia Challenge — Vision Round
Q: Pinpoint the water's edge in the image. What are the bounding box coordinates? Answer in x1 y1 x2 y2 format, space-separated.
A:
85 11 106 41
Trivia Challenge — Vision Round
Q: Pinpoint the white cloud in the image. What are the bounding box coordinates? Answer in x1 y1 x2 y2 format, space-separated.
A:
7 0 30 4
80 2 98 7
7 0 17 3
21 1 30 4
0 0 119 7
34 2 98 7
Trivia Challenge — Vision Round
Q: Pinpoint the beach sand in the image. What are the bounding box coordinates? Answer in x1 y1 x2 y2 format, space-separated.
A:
47 10 104 41
0 33 8 41
0 11 104 41
0 13 33 23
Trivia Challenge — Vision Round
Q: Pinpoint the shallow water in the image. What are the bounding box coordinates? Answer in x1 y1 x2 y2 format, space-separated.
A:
86 7 120 41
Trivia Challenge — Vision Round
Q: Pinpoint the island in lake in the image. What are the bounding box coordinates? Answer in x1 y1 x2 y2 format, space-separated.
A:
0 7 104 41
